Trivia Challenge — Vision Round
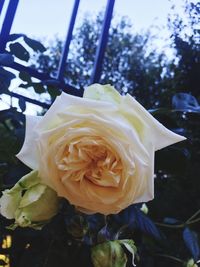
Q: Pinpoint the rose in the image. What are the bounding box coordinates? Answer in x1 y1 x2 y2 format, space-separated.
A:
16 84 185 215
0 171 59 229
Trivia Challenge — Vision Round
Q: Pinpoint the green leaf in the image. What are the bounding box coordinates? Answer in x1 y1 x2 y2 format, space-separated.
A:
183 227 200 261
32 82 45 94
19 184 46 208
172 93 200 111
9 42 30 62
24 36 46 52
91 241 128 267
163 217 180 224
19 83 30 89
67 215 89 238
0 189 22 219
18 170 40 189
117 206 162 240
8 33 25 42
119 240 137 266
47 85 61 99
19 71 32 83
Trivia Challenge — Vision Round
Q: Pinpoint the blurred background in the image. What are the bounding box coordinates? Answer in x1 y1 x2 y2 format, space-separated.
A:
0 0 199 113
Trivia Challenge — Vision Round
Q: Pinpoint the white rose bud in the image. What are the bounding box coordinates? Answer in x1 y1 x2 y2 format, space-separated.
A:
91 239 136 267
186 259 198 267
0 170 59 229
91 241 127 267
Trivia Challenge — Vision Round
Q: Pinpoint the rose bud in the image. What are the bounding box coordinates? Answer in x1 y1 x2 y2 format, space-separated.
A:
187 259 198 267
91 239 136 267
0 170 59 229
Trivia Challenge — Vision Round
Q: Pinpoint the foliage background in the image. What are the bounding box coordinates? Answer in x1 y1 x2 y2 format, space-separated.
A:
0 1 199 266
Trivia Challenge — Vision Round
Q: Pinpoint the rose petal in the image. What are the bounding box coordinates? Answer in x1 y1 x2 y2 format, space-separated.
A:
131 142 154 203
84 84 186 150
19 184 46 208
84 83 121 104
36 92 118 131
16 115 41 169
0 190 22 219
123 94 186 150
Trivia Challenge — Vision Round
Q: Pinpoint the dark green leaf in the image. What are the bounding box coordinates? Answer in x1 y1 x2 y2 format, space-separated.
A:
24 36 46 52
8 33 26 42
19 83 30 89
9 42 30 62
19 71 32 83
172 93 200 111
183 227 200 261
134 209 162 240
32 82 45 94
163 217 180 224
47 85 61 99
116 206 162 240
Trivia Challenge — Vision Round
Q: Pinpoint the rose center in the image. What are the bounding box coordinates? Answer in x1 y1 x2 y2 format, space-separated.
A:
57 136 122 187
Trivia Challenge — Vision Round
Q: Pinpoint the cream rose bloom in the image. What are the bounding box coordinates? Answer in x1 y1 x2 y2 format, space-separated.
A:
17 84 185 215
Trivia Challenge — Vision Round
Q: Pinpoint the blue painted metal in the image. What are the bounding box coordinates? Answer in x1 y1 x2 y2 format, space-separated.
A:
90 0 115 83
8 91 50 108
57 0 80 81
0 0 19 52
11 62 56 81
0 0 115 107
0 0 6 15
7 61 84 97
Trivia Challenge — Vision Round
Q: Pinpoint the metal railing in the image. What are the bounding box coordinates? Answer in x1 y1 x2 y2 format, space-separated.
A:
0 0 115 107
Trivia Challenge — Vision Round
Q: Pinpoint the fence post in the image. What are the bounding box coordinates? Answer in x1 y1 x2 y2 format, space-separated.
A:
90 0 115 84
0 0 19 52
57 0 80 81
0 0 6 15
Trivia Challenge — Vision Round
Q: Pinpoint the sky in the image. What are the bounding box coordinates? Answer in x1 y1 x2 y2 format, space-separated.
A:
0 0 188 114
1 0 186 39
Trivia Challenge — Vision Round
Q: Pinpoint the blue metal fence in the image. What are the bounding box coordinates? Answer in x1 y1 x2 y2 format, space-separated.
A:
0 0 115 108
